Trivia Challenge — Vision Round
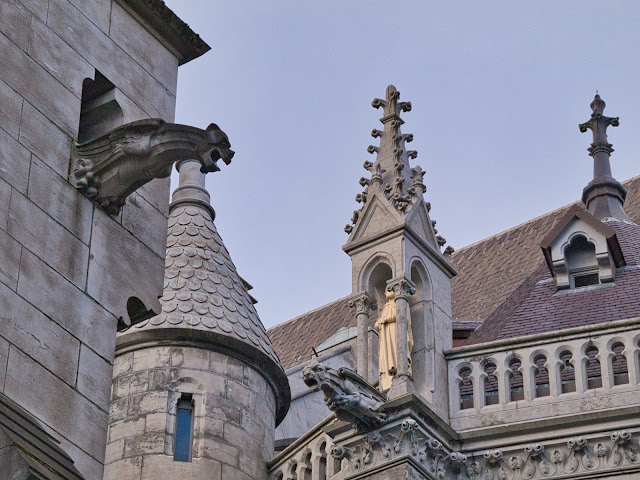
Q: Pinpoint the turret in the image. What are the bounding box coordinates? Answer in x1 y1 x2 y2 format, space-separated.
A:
104 146 290 480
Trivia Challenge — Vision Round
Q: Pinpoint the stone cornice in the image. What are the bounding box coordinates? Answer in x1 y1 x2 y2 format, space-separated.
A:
117 0 210 65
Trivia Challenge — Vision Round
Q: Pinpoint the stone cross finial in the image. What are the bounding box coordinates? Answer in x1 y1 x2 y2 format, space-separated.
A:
579 93 619 166
372 84 412 123
578 94 628 220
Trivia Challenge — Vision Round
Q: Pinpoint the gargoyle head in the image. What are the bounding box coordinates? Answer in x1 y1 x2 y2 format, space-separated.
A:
200 123 235 172
302 363 331 392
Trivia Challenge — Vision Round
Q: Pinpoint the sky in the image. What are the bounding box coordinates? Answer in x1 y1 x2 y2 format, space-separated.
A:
162 1 640 329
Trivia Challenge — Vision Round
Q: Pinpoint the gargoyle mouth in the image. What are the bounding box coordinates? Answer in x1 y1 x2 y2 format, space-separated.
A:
303 376 318 388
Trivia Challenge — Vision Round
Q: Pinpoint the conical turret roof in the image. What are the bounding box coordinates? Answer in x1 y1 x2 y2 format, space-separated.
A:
130 204 280 365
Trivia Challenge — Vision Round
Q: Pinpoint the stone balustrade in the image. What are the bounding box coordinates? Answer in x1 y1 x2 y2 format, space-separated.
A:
268 427 339 480
446 317 640 432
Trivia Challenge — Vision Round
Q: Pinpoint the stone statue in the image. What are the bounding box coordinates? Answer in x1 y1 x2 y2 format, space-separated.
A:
302 363 387 429
375 288 413 390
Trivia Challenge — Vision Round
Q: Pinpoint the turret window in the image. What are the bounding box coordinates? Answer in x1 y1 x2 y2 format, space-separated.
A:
174 394 194 462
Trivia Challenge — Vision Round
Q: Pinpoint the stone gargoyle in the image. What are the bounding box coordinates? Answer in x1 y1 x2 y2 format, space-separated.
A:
302 363 387 429
72 119 234 214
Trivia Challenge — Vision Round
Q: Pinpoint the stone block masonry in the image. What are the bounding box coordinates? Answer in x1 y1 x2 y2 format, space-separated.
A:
0 0 191 477
105 346 277 480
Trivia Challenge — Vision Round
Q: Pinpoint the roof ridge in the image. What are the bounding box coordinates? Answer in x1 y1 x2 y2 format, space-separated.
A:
452 174 640 256
266 295 351 332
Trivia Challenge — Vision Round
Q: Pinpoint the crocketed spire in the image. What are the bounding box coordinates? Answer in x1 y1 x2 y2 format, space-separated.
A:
344 85 450 254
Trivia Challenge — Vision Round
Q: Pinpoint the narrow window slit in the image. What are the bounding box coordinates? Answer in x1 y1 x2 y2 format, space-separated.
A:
174 394 194 462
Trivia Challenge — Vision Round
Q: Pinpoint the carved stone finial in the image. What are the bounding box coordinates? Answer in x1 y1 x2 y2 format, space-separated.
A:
578 94 628 220
72 119 234 214
302 364 387 429
372 85 411 121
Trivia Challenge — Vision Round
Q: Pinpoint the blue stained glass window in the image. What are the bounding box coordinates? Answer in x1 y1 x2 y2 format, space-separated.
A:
174 396 193 462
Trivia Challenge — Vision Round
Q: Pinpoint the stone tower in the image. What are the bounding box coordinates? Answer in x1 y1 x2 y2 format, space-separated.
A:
0 1 210 478
105 158 290 479
343 85 456 419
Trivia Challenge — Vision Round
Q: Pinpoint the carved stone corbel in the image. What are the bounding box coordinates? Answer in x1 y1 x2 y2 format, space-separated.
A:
71 119 234 214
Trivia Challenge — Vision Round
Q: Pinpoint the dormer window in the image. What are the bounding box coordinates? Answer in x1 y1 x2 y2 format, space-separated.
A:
564 235 599 288
540 205 625 291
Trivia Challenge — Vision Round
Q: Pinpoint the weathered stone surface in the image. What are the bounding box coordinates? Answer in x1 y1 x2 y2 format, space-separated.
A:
0 229 21 290
28 16 94 98
122 192 169 257
0 282 80 385
57 436 105 480
144 412 167 433
104 438 125 465
0 173 11 231
124 432 164 457
0 79 23 139
0 337 8 391
47 0 176 120
18 0 48 22
17 249 117 360
77 344 113 412
128 391 167 416
0 0 33 51
87 207 163 322
137 455 222 480
103 457 142 479
109 417 145 443
67 0 112 34
27 157 94 244
0 30 79 135
138 177 170 217
201 437 240 465
9 190 89 289
19 100 72 179
221 462 253 480
0 124 30 194
109 2 179 93
4 347 108 461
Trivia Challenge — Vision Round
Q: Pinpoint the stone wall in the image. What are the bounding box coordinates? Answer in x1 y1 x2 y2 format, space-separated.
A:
106 345 277 480
0 0 179 477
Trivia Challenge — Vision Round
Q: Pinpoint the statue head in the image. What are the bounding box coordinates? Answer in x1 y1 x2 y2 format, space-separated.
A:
384 288 395 302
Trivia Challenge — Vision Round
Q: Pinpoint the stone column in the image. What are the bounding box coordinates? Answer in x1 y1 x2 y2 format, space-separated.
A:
388 277 416 380
348 292 376 381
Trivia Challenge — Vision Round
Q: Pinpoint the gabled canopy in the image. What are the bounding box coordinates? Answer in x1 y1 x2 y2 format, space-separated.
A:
540 204 625 276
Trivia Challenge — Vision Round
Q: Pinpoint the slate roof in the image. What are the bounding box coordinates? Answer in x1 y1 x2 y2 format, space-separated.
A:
465 219 640 344
450 175 640 323
268 175 640 366
127 205 281 366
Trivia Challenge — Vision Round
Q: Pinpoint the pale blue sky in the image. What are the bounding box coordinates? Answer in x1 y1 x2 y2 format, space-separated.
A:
163 1 640 329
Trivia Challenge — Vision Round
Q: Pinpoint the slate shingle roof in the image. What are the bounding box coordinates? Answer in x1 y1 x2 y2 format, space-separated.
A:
466 219 640 344
450 175 640 323
128 205 281 366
